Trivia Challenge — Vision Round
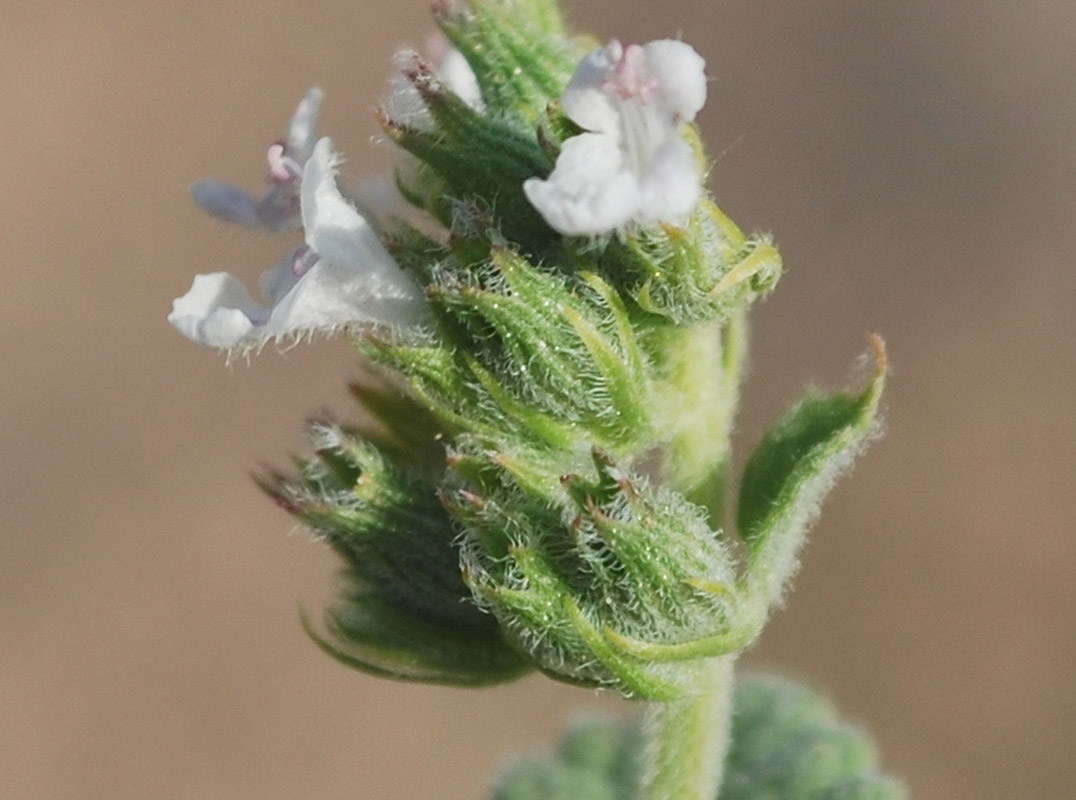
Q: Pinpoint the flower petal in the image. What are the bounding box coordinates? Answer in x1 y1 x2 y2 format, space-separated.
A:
524 133 641 235
300 138 428 325
559 43 622 136
525 38 708 235
383 45 483 132
286 86 325 164
190 88 323 233
260 256 426 340
172 136 429 354
168 271 267 348
637 137 701 225
384 60 430 129
170 250 427 353
257 254 303 306
641 40 707 122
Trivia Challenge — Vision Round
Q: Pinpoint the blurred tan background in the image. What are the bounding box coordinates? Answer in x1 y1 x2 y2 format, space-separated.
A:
2 0 1073 797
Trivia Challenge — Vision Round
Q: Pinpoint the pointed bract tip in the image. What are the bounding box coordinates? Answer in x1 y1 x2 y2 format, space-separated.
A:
869 333 887 379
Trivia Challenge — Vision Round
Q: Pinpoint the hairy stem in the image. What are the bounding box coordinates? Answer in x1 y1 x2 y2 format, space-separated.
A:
639 656 736 800
653 311 747 530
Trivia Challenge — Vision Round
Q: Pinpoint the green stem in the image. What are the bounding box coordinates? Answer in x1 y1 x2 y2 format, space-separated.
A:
639 656 737 800
655 310 748 529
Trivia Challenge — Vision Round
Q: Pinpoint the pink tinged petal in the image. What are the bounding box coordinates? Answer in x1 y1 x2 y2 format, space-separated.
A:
637 137 702 225
640 40 707 122
189 180 263 228
168 272 268 348
527 38 708 235
286 86 325 164
524 133 641 235
603 43 659 103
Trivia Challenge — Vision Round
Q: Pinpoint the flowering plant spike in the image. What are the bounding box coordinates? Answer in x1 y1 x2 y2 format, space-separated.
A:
171 0 902 797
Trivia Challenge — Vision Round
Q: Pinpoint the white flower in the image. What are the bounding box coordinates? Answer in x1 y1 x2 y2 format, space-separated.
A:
523 39 707 235
189 87 324 232
169 138 429 353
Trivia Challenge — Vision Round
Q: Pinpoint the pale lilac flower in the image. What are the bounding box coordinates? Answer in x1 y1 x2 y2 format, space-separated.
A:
189 87 324 232
523 39 707 235
169 138 429 353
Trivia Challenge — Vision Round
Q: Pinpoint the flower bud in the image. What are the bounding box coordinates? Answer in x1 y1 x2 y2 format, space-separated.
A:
604 201 783 324
361 244 655 455
260 418 528 685
444 444 758 699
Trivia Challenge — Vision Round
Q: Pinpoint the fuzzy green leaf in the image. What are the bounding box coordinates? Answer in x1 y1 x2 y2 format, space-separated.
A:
379 90 552 248
491 676 904 799
737 337 887 602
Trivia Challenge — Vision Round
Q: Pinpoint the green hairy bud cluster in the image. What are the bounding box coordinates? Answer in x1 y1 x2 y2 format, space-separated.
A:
364 245 652 451
256 0 888 702
446 444 745 698
260 383 529 685
174 0 904 795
